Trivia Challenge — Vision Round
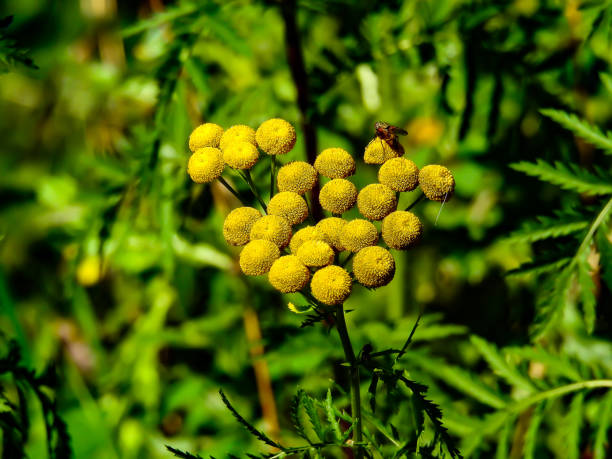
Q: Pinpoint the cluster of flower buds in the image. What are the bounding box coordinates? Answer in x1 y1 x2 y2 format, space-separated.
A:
186 118 454 307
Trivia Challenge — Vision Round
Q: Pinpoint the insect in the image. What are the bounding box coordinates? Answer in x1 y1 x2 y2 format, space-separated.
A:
372 121 407 156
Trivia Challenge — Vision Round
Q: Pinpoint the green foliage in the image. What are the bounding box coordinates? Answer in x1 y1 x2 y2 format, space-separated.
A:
0 16 37 73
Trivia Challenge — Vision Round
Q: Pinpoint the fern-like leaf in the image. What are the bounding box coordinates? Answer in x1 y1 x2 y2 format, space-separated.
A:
218 389 283 449
530 268 573 340
510 160 612 195
563 392 584 459
523 402 545 459
506 217 588 244
540 109 612 154
506 257 572 277
577 249 597 333
165 446 204 459
290 390 311 443
505 346 582 382
299 389 325 442
324 389 342 443
494 416 514 459
470 336 536 393
593 391 612 459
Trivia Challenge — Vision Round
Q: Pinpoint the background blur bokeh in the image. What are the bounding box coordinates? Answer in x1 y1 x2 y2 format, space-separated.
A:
2 0 612 457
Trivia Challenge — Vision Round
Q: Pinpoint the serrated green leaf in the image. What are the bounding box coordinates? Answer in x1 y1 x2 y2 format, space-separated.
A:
506 257 572 277
506 346 582 382
324 389 342 443
510 160 612 195
577 249 597 333
494 415 514 459
290 390 311 444
523 402 545 459
470 336 536 393
593 391 612 459
506 217 588 244
403 352 507 409
531 269 574 340
540 109 612 153
563 392 584 459
300 390 325 443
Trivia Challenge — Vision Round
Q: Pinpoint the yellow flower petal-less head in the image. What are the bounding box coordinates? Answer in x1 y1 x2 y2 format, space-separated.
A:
268 255 310 293
378 157 419 192
315 217 347 251
250 215 292 249
239 239 280 276
277 161 317 195
357 183 397 221
314 148 356 179
297 240 334 268
319 179 357 215
223 207 262 246
364 139 402 164
353 246 395 288
187 147 224 183
220 125 256 151
256 118 297 155
381 211 423 250
419 165 455 201
223 141 259 170
267 191 308 225
290 226 329 253
310 265 352 305
341 219 379 253
189 123 224 151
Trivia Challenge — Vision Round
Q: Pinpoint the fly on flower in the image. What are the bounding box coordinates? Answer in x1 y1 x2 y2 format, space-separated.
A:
371 121 407 156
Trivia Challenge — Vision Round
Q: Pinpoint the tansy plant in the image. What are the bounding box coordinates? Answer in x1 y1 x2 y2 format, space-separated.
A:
176 118 458 458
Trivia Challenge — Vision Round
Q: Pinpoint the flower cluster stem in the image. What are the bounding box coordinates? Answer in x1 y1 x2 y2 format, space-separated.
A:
218 176 247 205
241 170 268 213
405 192 425 211
335 303 363 458
270 155 277 199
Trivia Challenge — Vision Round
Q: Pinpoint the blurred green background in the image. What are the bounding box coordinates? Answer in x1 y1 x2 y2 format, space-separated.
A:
2 0 612 457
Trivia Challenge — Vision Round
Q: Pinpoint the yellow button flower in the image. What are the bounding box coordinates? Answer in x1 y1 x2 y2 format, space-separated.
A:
364 139 402 164
353 246 395 288
219 125 256 151
239 239 280 276
319 179 357 215
357 183 397 221
268 255 310 293
340 219 379 253
297 240 334 268
315 217 347 251
188 123 224 151
314 148 356 179
310 265 352 305
381 211 423 250
267 191 308 226
419 165 455 201
76 255 103 286
277 161 317 195
378 157 419 192
290 226 329 253
223 141 259 170
256 118 297 155
250 215 292 249
187 147 224 183
223 207 262 246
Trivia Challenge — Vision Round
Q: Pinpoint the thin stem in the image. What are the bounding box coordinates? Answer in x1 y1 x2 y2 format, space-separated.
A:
405 192 426 211
335 304 363 459
270 155 277 200
240 170 267 213
218 176 247 205
340 252 354 268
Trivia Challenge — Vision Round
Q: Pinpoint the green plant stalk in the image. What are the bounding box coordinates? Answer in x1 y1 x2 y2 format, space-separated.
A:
405 192 425 211
335 303 363 458
270 154 277 199
240 170 268 212
218 176 248 205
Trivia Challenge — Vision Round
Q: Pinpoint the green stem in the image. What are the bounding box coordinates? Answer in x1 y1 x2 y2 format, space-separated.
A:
335 304 363 458
573 195 612 263
240 170 267 213
405 192 425 211
340 252 354 268
218 176 248 205
270 155 277 200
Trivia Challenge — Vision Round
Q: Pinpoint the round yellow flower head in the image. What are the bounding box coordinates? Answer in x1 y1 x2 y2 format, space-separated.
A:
290 226 329 253
315 217 347 251
381 211 423 250
353 246 395 288
187 147 224 183
189 123 224 151
250 215 292 248
319 179 357 215
314 148 356 179
76 255 103 286
297 240 334 268
239 239 280 276
378 157 419 192
267 191 308 226
268 255 310 293
223 207 262 246
219 125 256 151
407 117 443 146
364 139 402 164
277 161 317 195
340 219 379 253
310 265 352 305
223 141 259 170
256 118 297 155
418 165 455 201
357 183 397 221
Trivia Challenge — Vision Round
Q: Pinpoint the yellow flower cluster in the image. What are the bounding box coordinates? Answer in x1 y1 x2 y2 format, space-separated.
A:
188 118 454 308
